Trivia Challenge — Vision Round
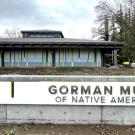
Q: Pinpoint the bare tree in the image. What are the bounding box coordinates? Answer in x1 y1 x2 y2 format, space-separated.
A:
4 27 22 38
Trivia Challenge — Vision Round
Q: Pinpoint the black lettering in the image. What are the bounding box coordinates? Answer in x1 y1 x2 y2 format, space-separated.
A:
93 86 102 95
72 96 78 103
79 96 84 103
133 86 135 94
104 86 112 95
101 96 105 103
85 96 90 102
132 97 135 103
118 97 124 103
55 96 61 103
126 96 130 103
81 86 90 94
71 85 78 94
120 86 130 95
111 97 116 103
60 86 68 94
94 97 100 103
49 85 57 94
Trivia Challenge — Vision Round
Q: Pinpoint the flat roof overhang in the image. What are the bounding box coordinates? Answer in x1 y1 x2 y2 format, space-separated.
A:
0 43 123 49
0 38 123 49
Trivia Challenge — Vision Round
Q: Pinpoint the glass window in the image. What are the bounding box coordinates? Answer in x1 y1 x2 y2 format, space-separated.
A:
29 34 36 38
41 34 48 38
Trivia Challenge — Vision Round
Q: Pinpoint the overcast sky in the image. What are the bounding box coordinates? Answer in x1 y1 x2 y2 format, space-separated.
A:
0 0 99 39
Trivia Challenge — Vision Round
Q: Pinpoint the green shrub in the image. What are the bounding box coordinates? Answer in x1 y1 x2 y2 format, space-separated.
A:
5 128 16 135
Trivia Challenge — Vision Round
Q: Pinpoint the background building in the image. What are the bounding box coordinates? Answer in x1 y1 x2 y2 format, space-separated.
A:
0 30 123 67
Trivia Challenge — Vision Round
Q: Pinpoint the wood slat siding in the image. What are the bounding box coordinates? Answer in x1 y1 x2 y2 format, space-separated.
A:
2 48 101 67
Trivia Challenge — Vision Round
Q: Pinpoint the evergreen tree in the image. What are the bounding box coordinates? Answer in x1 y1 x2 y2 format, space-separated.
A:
95 0 135 61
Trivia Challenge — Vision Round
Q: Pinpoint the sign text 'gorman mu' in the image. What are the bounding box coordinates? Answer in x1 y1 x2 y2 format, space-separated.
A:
1 82 135 105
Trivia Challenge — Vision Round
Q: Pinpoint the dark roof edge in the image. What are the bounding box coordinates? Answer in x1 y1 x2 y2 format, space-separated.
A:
21 30 63 33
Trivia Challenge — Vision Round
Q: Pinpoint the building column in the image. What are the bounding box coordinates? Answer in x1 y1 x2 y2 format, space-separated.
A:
112 50 118 67
52 49 56 67
1 50 4 67
101 51 105 67
114 49 118 67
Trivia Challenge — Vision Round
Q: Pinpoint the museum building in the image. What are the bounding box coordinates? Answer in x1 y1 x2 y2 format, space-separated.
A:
0 30 123 67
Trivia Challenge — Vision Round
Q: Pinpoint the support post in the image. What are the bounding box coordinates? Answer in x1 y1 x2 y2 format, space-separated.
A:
1 51 4 67
112 51 114 65
52 49 56 67
114 50 118 67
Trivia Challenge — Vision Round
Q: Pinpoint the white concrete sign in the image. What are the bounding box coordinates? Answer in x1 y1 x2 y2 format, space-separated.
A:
1 81 135 105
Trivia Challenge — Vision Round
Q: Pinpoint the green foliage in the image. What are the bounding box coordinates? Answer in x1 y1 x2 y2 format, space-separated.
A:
95 0 135 61
5 128 16 135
